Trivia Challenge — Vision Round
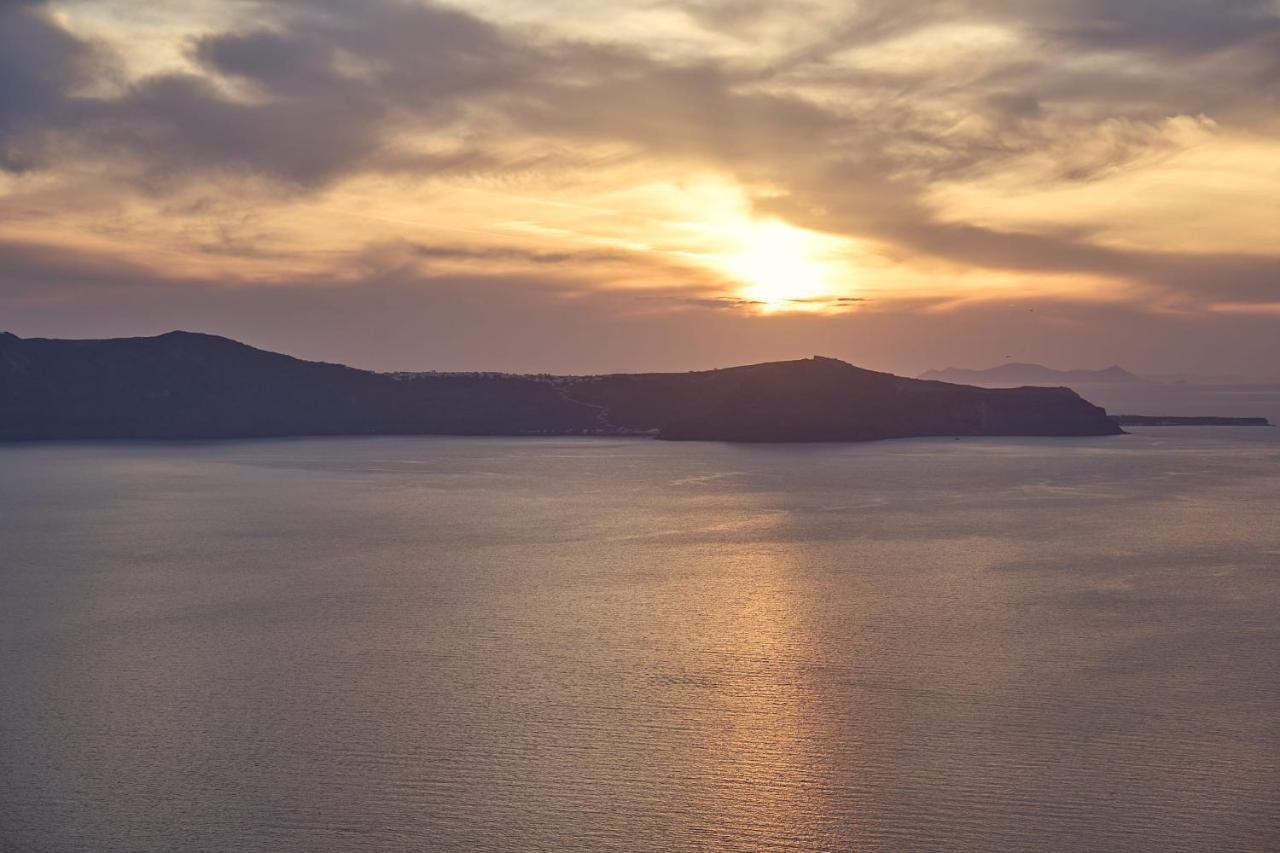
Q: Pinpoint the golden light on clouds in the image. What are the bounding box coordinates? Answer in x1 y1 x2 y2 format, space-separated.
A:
3 0 1280 372
927 119 1280 255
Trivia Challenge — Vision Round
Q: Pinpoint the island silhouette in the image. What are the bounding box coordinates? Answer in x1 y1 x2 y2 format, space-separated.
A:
5 330 1254 443
920 363 1147 387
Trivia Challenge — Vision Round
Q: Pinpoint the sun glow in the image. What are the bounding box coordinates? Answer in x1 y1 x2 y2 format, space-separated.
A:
717 219 846 310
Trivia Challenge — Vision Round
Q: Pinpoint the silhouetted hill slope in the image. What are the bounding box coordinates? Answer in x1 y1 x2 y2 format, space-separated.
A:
633 357 1122 441
0 332 1124 442
564 358 889 431
0 331 600 439
920 363 1146 387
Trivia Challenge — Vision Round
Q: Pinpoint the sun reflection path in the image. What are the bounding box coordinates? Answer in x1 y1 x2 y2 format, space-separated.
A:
669 536 859 849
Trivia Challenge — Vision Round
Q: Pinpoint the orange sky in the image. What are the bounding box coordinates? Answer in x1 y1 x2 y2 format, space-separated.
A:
2 0 1279 375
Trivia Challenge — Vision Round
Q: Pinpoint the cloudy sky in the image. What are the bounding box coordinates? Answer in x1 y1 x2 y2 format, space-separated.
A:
2 0 1279 374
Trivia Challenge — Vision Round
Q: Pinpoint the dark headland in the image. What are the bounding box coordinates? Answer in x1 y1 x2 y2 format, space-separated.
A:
0 331 1130 443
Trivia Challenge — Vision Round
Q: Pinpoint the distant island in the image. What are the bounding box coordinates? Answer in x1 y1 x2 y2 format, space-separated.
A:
1111 415 1271 427
920 363 1147 387
0 331 1130 443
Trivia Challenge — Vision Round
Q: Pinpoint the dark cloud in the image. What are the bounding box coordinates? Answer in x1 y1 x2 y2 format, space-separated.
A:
338 240 723 294
193 1 527 105
403 244 640 267
637 294 768 310
2 0 534 186
74 73 386 185
1038 0 1280 55
0 0 109 169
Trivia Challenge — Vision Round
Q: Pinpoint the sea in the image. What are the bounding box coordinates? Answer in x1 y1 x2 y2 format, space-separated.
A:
2 421 1278 850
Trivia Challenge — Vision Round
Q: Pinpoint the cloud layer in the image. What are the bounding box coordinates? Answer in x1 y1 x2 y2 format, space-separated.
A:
2 0 1278 372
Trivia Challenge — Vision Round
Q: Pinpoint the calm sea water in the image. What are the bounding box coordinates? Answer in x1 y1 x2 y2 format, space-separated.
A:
2 429 1278 852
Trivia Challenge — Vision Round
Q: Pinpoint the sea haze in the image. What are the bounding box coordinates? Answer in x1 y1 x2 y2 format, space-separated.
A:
2 428 1278 851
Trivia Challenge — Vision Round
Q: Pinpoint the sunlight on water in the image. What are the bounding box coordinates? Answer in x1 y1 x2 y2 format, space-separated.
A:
1 428 1278 851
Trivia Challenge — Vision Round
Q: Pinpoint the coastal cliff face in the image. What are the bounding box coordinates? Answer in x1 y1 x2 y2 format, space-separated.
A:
0 332 1124 442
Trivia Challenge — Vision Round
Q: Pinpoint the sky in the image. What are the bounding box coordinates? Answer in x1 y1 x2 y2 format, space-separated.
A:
2 0 1279 375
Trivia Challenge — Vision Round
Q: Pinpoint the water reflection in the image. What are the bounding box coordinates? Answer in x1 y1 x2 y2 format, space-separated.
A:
1 432 1278 851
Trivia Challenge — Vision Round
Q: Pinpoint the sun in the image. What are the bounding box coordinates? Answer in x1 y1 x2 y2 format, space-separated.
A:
725 222 828 306
691 217 849 311
657 182 857 310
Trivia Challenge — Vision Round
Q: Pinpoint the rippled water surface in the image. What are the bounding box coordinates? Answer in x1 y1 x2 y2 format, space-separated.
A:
2 429 1278 852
